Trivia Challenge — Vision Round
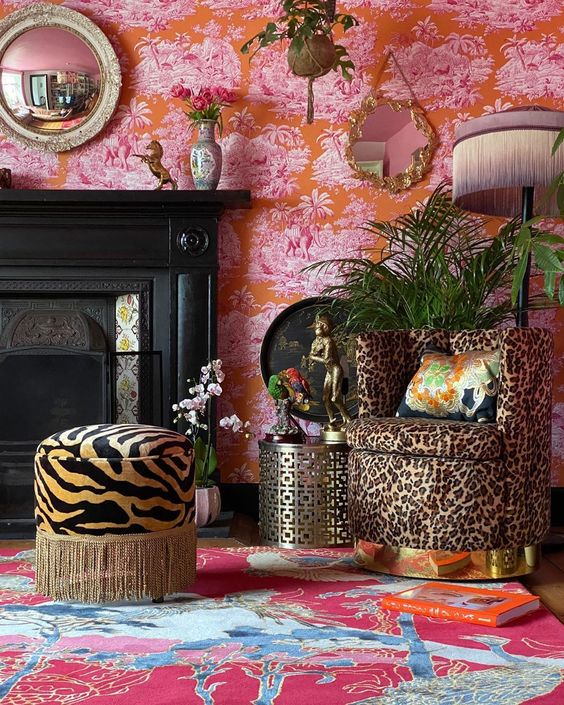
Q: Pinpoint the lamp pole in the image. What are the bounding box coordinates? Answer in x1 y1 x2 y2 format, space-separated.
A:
516 186 535 328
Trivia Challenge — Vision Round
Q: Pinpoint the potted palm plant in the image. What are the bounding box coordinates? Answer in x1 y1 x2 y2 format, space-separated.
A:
305 185 544 333
241 0 358 123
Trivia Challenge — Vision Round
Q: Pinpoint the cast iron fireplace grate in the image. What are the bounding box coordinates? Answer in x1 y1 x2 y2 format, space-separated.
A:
0 310 162 538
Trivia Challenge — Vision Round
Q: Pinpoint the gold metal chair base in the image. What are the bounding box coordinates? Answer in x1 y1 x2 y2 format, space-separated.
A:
354 540 541 580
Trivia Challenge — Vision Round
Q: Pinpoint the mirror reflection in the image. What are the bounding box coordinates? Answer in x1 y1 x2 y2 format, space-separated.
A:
352 104 429 179
0 27 100 133
346 97 436 193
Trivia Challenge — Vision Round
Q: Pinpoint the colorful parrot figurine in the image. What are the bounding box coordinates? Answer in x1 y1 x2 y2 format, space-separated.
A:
267 374 290 400
278 367 311 412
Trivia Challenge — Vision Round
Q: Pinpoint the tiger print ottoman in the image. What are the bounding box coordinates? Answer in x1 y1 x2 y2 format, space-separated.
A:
34 423 196 603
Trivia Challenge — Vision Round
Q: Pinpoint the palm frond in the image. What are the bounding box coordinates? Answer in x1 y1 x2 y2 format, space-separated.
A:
304 184 518 333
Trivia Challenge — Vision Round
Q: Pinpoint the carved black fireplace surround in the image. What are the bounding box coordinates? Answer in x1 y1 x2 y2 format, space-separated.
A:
0 189 250 536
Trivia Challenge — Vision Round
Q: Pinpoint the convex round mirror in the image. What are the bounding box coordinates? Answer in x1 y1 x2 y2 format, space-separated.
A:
346 96 437 193
0 3 121 152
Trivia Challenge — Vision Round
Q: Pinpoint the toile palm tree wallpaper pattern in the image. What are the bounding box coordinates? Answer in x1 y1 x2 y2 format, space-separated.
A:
1 0 562 484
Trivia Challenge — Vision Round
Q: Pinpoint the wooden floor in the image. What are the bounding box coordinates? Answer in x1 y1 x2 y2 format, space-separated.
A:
3 518 563 623
521 530 564 622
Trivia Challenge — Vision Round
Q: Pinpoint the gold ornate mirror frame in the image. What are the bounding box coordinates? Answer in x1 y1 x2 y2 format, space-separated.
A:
0 3 121 152
346 95 437 193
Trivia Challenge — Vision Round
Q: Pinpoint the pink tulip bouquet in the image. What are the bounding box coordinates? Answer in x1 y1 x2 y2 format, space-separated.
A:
170 84 236 136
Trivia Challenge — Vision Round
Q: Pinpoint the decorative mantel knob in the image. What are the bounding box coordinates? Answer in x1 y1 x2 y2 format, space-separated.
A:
177 227 210 257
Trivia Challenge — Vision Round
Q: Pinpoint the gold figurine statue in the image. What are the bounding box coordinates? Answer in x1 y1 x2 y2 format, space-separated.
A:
134 140 178 190
302 313 351 441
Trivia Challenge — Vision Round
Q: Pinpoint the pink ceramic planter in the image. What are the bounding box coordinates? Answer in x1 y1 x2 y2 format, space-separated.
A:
195 486 221 527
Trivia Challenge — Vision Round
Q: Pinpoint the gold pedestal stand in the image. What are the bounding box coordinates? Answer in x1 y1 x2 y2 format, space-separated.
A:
320 427 347 443
258 437 351 548
354 541 541 580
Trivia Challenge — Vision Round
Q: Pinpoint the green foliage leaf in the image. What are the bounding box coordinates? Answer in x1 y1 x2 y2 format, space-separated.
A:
514 225 531 251
558 176 564 214
207 445 218 477
522 216 543 227
551 128 564 156
193 437 206 486
240 23 283 57
533 131 564 216
335 13 359 30
193 436 217 487
544 270 556 299
511 251 530 306
193 436 206 464
290 35 304 52
535 232 564 246
560 276 564 306
532 240 564 273
334 45 355 79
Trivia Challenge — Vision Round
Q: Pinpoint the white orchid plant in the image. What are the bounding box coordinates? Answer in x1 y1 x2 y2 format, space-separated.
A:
173 359 253 488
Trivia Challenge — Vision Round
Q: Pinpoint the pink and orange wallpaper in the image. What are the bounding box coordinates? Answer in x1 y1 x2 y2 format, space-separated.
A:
0 0 563 484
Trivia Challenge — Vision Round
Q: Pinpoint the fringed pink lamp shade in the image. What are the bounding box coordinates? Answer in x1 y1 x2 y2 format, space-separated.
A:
452 106 564 217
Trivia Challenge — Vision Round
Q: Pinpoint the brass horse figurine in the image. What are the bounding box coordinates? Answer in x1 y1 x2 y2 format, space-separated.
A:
134 140 177 190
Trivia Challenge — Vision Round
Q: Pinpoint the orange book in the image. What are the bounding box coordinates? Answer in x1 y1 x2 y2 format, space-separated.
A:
428 551 471 576
382 582 539 626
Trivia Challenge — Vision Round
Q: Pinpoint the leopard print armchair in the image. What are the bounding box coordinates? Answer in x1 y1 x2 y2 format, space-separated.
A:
347 328 553 554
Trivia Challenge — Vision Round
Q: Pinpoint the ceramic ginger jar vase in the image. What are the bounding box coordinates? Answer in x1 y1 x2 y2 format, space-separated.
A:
190 119 222 190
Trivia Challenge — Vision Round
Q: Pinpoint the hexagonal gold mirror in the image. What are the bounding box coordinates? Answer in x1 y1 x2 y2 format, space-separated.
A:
0 2 121 152
346 96 437 193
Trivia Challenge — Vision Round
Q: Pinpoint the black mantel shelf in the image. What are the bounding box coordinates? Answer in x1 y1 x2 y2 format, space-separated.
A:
0 189 251 267
0 189 251 216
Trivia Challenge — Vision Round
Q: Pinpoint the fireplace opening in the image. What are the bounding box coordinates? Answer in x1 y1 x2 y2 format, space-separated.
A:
0 347 108 442
0 308 162 537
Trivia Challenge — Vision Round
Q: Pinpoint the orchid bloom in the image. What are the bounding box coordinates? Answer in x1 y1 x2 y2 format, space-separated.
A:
172 359 254 487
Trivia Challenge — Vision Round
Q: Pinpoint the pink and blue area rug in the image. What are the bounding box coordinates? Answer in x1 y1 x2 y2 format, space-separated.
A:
1 547 564 704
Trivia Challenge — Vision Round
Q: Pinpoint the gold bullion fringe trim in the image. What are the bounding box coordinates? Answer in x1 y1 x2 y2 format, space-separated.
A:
35 524 196 603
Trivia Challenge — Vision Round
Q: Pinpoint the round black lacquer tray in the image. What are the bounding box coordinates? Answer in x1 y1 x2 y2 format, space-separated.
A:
259 297 358 423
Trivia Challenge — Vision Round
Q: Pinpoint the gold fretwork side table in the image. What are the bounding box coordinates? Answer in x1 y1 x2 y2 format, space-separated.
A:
258 437 352 548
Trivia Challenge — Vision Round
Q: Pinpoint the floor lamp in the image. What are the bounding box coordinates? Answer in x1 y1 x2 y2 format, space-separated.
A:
452 106 564 327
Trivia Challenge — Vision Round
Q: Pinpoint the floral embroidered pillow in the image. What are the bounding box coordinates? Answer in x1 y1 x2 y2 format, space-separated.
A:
397 348 501 423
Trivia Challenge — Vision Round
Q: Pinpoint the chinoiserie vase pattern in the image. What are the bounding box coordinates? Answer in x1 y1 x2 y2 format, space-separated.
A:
190 120 222 190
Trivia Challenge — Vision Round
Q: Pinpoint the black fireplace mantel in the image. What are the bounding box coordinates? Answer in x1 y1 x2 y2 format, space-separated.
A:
0 189 250 213
0 188 251 417
0 189 251 536
0 189 250 266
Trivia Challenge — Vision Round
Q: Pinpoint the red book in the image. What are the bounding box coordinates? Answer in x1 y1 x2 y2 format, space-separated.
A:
382 582 539 626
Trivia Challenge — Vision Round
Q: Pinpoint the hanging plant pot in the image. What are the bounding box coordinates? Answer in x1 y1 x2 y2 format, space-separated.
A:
287 34 337 124
287 34 336 78
240 2 359 125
